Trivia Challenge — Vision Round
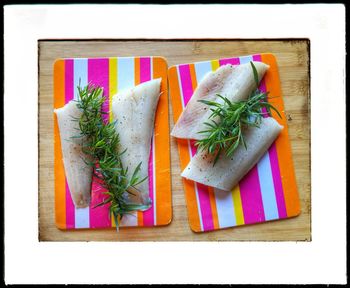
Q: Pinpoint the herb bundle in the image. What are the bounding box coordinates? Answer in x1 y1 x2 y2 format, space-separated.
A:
73 83 149 229
195 62 281 165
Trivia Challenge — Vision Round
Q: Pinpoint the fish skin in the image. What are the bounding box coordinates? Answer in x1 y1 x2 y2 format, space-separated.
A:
171 62 269 140
112 78 162 206
54 101 93 208
181 117 283 191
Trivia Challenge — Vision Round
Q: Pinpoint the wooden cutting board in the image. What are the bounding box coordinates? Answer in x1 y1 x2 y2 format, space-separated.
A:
39 39 310 241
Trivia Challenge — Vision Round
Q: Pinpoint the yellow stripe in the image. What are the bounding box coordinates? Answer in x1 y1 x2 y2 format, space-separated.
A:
109 58 117 227
109 58 117 123
211 59 220 71
232 186 245 225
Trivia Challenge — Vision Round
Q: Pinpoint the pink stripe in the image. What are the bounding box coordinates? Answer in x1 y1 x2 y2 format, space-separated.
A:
144 140 154 226
239 167 266 224
88 58 110 123
178 64 193 106
196 183 214 231
140 57 155 226
252 54 269 117
64 59 75 229
178 65 214 230
252 54 261 62
88 58 111 228
239 54 269 223
140 57 151 82
254 54 287 217
268 143 287 218
188 142 214 231
65 179 75 229
219 57 240 66
220 56 266 224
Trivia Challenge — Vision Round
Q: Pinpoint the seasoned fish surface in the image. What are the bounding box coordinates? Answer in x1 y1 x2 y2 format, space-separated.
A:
54 101 93 208
181 117 283 191
112 78 161 205
171 62 269 140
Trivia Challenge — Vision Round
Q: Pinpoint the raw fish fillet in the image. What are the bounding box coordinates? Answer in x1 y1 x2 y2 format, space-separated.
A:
171 62 269 140
112 78 162 206
54 101 93 208
181 117 283 191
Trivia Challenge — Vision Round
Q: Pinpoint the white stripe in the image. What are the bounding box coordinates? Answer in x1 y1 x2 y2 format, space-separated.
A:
117 57 138 227
117 57 135 91
153 133 157 225
176 65 203 231
214 188 236 228
73 58 90 228
150 57 154 80
194 61 212 83
239 55 253 64
74 207 90 228
150 58 157 225
257 152 279 220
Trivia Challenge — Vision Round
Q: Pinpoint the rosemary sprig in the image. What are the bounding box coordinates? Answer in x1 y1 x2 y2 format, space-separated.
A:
195 62 281 165
73 83 149 230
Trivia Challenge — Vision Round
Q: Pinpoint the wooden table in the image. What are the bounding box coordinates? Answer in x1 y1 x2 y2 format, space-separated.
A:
39 40 310 241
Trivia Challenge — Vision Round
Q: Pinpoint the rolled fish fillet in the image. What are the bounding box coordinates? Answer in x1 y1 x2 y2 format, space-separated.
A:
54 101 93 208
171 62 269 140
112 78 162 206
181 117 283 191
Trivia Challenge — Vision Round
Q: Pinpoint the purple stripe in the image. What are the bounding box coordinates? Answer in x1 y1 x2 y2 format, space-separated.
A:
268 143 288 218
178 64 193 106
64 59 75 229
88 58 111 228
140 57 154 226
239 167 266 224
219 57 240 66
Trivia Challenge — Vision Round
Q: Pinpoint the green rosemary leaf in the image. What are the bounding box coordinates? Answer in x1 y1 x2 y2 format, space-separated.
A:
195 62 281 165
74 83 149 230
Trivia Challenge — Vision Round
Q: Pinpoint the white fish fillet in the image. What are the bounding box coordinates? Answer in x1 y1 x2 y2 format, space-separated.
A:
181 117 283 191
112 78 161 205
171 62 269 140
54 101 93 208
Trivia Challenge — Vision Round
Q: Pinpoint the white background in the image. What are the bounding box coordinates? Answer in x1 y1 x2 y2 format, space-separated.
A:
4 4 346 284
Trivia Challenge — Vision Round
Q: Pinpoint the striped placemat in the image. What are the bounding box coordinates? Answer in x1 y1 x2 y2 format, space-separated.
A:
54 56 171 229
168 53 301 232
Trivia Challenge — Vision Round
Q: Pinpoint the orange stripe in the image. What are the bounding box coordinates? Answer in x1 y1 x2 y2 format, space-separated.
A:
153 57 172 225
54 60 66 229
261 53 301 217
168 66 201 231
133 57 144 226
208 187 219 229
189 63 197 89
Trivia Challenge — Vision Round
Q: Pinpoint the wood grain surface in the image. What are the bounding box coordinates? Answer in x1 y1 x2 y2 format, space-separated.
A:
39 40 310 241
